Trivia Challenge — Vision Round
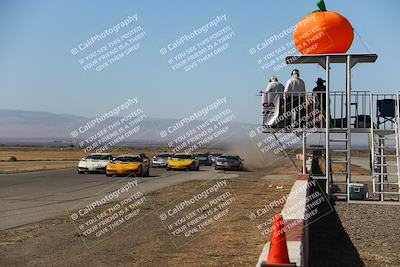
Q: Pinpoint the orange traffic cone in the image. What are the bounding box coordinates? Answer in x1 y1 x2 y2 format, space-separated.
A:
261 215 296 267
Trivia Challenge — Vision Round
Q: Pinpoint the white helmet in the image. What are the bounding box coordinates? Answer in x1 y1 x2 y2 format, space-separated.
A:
291 69 300 77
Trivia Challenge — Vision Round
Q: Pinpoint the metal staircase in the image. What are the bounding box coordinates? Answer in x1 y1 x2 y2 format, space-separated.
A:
370 93 400 201
329 133 350 200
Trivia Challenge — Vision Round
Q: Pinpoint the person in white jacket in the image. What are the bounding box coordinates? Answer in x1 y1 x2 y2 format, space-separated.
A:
284 69 305 97
264 76 285 127
264 76 284 104
284 69 306 126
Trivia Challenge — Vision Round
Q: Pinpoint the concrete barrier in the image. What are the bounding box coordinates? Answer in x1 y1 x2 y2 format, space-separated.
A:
256 175 310 267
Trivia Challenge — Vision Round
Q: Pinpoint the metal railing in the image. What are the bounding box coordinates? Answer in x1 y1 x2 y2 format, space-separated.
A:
261 91 398 131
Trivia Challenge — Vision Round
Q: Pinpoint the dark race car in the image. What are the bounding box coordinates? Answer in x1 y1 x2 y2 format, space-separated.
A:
215 154 244 171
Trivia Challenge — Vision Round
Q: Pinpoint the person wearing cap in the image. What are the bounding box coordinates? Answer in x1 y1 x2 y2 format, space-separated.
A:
284 69 306 125
264 76 285 127
265 76 284 104
313 78 326 127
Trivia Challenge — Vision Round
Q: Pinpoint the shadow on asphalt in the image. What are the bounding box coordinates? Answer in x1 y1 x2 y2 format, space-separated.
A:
308 181 364 267
215 168 252 172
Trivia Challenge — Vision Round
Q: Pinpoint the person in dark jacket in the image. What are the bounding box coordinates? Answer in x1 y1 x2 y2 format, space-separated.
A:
313 78 326 127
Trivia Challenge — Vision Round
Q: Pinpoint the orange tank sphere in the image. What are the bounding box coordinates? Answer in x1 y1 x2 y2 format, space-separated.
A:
294 11 354 55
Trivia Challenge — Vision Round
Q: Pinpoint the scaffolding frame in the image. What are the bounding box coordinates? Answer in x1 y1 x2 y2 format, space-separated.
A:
260 54 388 201
284 54 377 201
261 54 400 202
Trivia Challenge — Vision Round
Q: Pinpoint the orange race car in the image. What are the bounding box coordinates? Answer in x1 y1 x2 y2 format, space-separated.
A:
167 153 200 171
106 154 150 177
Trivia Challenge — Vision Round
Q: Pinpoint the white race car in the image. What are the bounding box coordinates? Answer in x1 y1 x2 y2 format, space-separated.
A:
78 153 113 174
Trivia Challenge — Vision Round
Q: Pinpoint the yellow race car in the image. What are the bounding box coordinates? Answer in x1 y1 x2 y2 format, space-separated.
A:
106 154 150 177
167 153 200 171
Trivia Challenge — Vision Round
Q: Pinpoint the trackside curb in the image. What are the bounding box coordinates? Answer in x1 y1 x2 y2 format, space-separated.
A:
256 175 310 267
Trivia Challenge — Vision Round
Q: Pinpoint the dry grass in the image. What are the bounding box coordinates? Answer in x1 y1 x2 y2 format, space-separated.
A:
329 163 370 176
0 161 77 174
0 147 170 174
0 147 372 176
0 147 82 161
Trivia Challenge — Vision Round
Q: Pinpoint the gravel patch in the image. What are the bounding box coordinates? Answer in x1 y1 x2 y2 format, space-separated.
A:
309 200 400 267
335 202 400 267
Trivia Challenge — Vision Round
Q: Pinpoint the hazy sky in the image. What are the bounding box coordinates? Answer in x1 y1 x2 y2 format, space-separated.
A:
0 0 399 123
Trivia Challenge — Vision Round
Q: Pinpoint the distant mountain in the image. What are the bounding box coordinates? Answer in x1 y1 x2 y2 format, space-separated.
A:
0 109 368 149
0 110 84 139
0 109 256 147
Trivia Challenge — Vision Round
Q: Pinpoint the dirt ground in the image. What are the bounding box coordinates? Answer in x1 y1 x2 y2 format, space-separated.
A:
335 202 400 267
2 147 393 266
309 200 400 267
0 147 83 161
0 166 294 267
0 161 77 174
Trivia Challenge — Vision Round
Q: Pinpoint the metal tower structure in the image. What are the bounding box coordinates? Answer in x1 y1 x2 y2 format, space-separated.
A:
261 53 400 203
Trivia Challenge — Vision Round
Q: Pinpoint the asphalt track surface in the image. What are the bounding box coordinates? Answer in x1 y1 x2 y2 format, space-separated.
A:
0 166 226 230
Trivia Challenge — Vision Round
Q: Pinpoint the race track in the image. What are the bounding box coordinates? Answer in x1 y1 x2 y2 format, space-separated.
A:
0 166 224 230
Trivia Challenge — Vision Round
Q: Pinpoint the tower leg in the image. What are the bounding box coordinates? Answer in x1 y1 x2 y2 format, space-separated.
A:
302 131 307 175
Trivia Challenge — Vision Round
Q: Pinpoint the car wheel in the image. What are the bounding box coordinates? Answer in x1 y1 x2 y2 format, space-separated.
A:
78 170 84 174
